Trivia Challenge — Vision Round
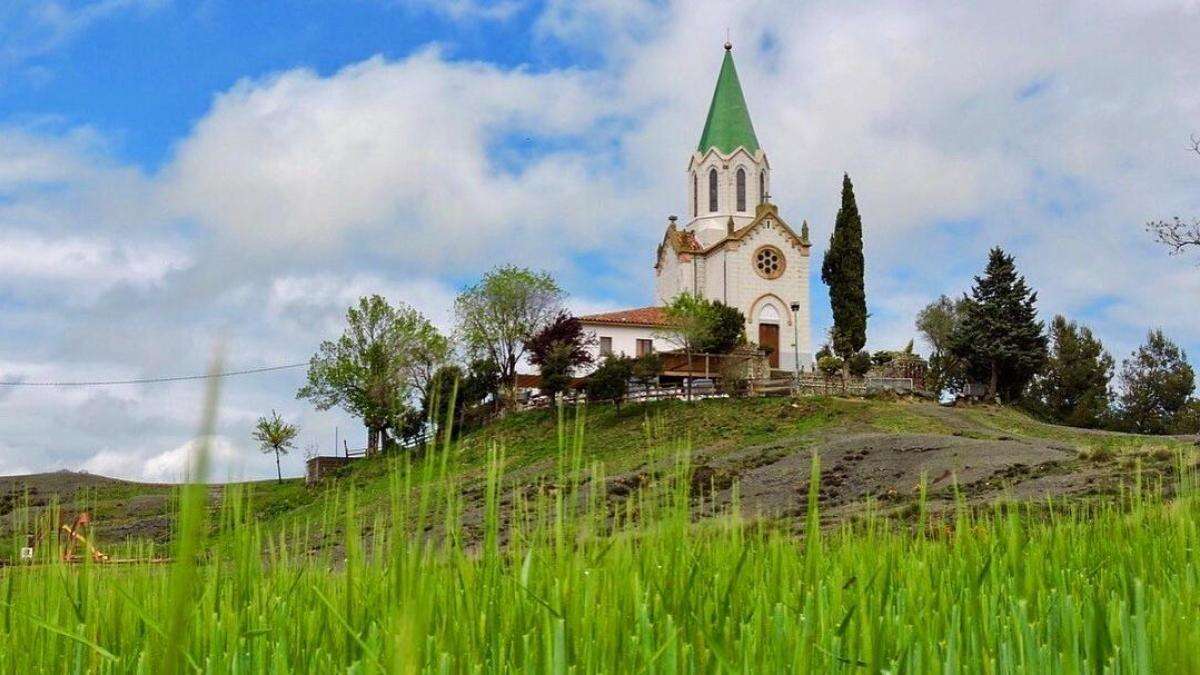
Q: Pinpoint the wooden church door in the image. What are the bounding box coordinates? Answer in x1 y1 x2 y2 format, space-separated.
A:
758 323 780 369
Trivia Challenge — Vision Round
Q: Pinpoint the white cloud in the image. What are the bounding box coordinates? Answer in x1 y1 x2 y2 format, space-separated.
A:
80 435 249 483
141 435 242 482
163 49 629 272
0 230 187 292
267 274 457 333
400 0 524 21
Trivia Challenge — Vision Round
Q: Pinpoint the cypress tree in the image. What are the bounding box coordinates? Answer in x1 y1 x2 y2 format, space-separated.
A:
953 248 1048 402
821 173 867 387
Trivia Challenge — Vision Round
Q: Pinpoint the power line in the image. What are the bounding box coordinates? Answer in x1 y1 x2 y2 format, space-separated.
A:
0 362 308 387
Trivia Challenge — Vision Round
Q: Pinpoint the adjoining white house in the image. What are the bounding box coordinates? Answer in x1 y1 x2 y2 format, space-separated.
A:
579 42 814 374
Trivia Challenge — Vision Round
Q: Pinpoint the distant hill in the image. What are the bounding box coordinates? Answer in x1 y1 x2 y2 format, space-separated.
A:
2 398 1193 550
0 470 177 544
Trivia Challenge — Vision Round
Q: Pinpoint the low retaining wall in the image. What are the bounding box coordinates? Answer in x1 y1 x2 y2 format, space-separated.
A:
304 456 360 485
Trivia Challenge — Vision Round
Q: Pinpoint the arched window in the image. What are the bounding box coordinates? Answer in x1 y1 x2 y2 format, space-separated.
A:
692 173 698 217
759 170 766 204
708 168 718 212
736 168 746 212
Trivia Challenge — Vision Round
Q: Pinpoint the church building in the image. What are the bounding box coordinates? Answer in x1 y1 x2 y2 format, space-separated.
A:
579 43 813 373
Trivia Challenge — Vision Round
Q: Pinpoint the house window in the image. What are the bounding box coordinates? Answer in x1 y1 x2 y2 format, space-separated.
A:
759 170 766 204
753 245 786 279
692 173 698 217
636 339 653 356
708 168 718 212
736 168 746 212
599 336 613 356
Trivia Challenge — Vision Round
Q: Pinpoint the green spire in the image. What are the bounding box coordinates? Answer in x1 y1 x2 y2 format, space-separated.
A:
697 45 760 155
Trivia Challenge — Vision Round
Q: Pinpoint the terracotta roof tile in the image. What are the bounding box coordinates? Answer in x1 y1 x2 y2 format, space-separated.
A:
578 306 669 328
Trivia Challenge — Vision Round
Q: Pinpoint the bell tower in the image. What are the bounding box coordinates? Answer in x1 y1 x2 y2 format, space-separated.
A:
686 42 770 248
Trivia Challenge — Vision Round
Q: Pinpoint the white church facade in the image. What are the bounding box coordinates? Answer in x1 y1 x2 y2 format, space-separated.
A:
580 43 813 373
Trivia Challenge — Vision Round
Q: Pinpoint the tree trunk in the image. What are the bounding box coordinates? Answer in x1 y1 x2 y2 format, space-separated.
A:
686 351 694 402
275 449 282 484
367 427 379 456
989 362 999 402
841 361 850 395
506 355 519 410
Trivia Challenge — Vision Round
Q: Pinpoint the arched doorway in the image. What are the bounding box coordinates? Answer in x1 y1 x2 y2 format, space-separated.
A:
757 304 781 369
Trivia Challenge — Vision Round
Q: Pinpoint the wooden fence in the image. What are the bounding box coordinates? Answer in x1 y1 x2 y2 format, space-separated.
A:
518 375 914 409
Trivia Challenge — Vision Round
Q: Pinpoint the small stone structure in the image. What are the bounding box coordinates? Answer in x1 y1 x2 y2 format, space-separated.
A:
305 456 359 485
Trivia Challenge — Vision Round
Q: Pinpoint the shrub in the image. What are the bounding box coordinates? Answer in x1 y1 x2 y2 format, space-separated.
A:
1078 445 1115 463
586 356 633 411
818 355 844 379
717 356 751 398
848 351 872 377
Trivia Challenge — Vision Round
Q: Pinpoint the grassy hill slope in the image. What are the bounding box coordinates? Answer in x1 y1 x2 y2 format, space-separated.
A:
3 397 1195 551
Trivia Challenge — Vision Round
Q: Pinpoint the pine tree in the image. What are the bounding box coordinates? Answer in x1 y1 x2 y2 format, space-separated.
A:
821 174 867 388
1118 329 1196 434
953 248 1048 402
1024 316 1114 428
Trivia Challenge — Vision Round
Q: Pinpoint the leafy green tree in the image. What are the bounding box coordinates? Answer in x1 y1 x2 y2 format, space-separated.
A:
462 358 502 410
586 356 633 412
424 364 466 439
393 407 427 447
1174 401 1200 434
1118 329 1196 434
630 352 664 389
455 266 564 407
952 248 1048 402
917 294 969 393
700 302 747 353
252 410 298 484
821 173 867 388
297 295 442 455
425 364 463 417
425 359 503 437
537 343 578 401
409 330 451 414
659 293 718 401
1024 316 1114 428
525 312 593 399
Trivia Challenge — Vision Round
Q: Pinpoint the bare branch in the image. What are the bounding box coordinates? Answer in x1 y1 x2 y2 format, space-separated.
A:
1145 134 1200 259
1147 217 1200 255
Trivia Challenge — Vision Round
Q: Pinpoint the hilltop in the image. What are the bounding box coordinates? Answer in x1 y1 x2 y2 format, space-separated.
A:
2 397 1195 548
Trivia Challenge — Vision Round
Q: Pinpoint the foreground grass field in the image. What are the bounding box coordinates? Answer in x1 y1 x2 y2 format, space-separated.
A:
2 399 1200 673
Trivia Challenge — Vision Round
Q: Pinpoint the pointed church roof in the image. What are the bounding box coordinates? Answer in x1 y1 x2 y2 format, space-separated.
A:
697 44 760 155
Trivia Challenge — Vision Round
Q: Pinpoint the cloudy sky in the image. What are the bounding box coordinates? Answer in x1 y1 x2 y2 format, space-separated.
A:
0 0 1197 481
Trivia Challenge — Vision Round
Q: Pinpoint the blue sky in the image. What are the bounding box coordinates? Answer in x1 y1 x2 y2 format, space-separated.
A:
0 0 1198 480
3 2 558 167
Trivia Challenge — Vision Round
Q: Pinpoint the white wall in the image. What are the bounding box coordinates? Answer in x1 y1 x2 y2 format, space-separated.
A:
580 324 673 369
654 243 695 303
722 215 813 372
